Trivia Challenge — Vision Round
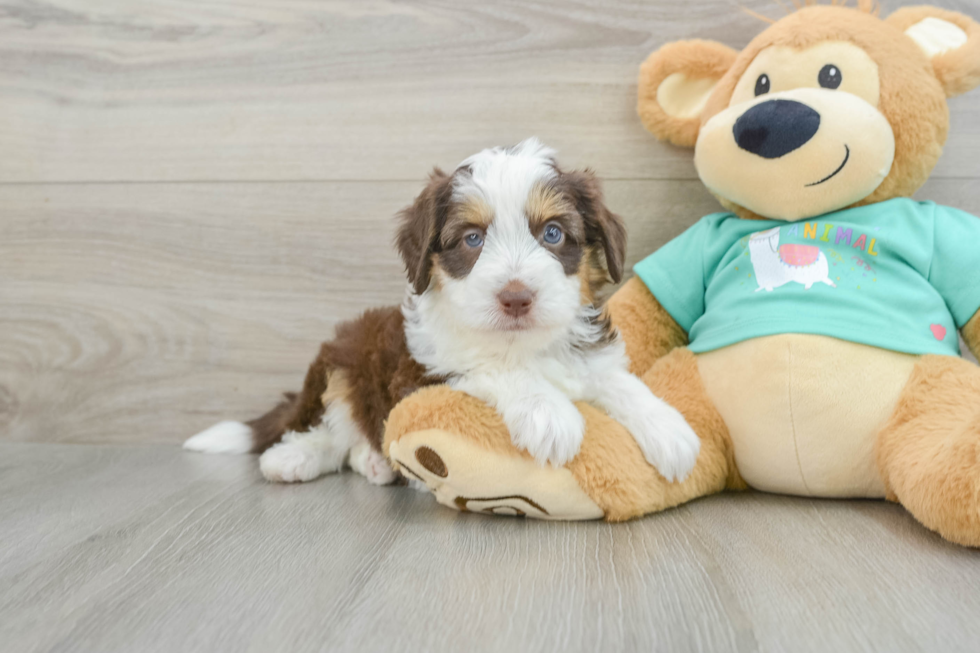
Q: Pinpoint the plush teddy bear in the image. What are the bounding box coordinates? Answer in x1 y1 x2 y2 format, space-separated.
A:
384 2 980 547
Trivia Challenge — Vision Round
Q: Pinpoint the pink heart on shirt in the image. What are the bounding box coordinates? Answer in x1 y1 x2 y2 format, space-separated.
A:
930 324 947 341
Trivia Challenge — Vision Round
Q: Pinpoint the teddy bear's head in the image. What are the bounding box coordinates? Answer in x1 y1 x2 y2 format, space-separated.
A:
638 2 980 221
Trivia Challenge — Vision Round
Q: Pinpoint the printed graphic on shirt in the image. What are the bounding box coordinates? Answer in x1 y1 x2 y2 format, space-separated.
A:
739 220 947 343
740 220 886 292
747 227 836 292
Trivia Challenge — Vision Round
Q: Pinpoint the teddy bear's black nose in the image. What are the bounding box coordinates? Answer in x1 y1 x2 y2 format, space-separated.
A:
733 99 821 159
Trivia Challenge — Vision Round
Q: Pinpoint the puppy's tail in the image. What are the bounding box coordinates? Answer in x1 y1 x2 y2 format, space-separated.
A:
183 392 312 455
183 419 257 454
184 348 331 455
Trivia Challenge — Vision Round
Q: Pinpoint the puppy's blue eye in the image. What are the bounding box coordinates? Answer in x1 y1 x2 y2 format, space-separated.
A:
464 232 484 248
543 224 563 245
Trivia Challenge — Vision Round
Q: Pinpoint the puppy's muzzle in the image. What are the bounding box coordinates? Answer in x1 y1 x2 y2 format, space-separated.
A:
497 280 535 318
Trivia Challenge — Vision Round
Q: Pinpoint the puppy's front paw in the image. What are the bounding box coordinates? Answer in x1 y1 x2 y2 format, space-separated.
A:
260 441 322 483
625 402 701 483
505 396 585 467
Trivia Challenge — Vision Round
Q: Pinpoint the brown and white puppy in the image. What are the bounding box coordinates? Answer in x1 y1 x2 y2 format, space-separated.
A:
184 139 699 485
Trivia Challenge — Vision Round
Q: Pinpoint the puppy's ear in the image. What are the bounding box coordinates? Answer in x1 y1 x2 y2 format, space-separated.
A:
887 7 980 97
638 40 738 148
564 170 627 284
396 168 453 294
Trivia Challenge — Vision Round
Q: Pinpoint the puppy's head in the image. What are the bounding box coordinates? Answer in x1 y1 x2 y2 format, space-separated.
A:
396 138 626 334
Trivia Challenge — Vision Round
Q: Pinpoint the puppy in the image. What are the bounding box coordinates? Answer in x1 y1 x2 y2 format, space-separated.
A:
184 139 700 485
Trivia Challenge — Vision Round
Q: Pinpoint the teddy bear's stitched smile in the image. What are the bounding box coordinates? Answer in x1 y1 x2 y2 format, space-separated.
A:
805 144 850 187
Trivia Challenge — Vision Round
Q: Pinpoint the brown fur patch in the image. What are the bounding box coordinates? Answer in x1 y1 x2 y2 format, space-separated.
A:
324 307 445 451
435 240 482 280
435 196 497 280
526 183 589 278
247 342 333 453
525 182 574 229
248 306 445 455
554 169 627 283
246 392 306 454
456 195 494 229
876 354 980 546
395 168 456 294
581 309 617 351
577 245 604 305
542 224 585 277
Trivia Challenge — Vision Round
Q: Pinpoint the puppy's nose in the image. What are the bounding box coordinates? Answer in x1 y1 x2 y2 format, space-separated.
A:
733 99 821 159
497 281 534 317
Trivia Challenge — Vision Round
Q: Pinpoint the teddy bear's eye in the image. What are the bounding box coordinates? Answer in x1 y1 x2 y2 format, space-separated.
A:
818 64 842 89
754 74 771 96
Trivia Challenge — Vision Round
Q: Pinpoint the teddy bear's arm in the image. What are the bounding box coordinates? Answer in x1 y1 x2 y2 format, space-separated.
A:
607 277 688 376
963 309 980 361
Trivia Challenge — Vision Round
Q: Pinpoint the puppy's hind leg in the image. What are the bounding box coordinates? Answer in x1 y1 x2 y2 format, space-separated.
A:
260 403 361 483
260 372 362 483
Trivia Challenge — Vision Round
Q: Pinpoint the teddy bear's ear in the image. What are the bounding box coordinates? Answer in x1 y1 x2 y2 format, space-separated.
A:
637 40 738 148
887 7 980 98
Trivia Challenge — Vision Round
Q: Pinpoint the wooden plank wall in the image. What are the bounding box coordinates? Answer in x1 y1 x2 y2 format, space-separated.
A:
2 0 978 444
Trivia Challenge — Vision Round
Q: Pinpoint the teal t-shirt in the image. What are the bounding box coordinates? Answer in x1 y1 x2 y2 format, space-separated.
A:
633 198 980 357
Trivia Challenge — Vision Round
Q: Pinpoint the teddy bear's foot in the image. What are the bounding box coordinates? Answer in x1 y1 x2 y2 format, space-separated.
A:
388 429 603 520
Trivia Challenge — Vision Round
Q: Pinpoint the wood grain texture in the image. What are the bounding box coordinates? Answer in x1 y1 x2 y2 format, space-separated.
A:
1 442 979 653
1 0 979 183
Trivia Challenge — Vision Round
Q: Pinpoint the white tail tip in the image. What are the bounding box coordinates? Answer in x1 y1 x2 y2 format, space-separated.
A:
183 421 253 454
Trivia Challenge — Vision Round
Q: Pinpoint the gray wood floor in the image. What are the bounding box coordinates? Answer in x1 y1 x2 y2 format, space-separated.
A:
3 442 980 653
3 1 980 651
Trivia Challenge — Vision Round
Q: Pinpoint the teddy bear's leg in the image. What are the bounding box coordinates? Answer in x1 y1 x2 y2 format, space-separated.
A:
876 355 980 547
606 277 688 376
571 346 745 521
384 387 607 520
